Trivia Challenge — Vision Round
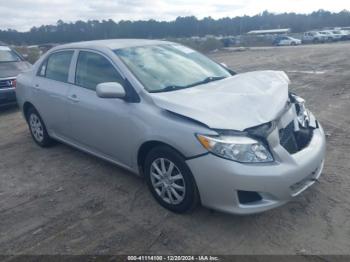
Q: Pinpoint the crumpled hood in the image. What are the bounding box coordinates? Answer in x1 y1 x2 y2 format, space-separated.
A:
0 61 32 78
150 70 290 131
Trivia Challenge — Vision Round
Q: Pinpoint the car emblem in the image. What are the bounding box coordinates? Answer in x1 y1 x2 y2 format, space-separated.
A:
7 80 12 86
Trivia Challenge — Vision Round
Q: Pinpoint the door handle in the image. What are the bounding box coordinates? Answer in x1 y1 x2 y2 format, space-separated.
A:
68 94 80 102
33 84 40 91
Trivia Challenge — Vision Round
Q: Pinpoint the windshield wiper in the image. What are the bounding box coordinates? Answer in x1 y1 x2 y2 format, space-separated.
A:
149 85 188 93
187 76 227 88
149 76 226 93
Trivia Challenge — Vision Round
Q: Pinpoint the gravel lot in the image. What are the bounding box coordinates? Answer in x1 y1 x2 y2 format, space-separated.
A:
0 42 349 255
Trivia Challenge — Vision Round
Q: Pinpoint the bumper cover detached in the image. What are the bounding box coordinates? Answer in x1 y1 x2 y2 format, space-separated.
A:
186 125 326 215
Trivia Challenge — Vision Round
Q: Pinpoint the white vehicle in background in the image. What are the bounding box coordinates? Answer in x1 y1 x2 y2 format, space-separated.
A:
302 31 327 43
274 36 302 46
318 31 339 41
331 30 350 40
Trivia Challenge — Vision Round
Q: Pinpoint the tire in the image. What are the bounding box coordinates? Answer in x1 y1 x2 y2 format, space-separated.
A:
291 42 296 46
26 107 53 147
144 146 199 213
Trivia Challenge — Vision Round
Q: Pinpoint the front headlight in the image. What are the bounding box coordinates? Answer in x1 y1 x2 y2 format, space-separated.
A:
196 134 274 163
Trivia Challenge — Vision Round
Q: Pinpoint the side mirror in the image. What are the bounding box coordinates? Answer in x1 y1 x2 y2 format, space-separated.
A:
96 82 126 99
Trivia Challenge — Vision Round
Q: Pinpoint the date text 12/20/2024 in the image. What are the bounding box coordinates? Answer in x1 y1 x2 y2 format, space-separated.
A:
127 256 219 261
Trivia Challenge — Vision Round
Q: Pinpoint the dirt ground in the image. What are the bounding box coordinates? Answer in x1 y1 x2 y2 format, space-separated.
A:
0 42 349 255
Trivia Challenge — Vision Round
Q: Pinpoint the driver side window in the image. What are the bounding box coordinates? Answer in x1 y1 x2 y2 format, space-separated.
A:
75 51 123 91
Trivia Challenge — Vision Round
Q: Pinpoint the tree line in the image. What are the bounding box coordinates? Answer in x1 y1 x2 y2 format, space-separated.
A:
1 10 350 45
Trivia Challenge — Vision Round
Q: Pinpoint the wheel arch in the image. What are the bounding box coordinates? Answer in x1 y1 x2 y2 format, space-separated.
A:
23 101 36 121
137 140 187 176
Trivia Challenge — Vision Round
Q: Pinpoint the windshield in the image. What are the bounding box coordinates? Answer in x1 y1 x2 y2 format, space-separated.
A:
0 46 21 63
114 44 231 93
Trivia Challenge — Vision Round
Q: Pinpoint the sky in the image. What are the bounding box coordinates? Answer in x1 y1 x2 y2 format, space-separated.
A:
0 0 349 31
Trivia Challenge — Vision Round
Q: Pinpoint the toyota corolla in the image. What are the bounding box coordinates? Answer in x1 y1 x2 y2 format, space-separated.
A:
16 39 326 215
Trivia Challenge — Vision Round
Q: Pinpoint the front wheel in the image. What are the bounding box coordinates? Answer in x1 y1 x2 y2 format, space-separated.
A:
144 146 199 213
27 107 53 147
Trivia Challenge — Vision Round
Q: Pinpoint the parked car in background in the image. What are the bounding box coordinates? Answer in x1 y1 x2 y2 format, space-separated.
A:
0 43 31 107
273 36 302 46
302 31 327 43
16 39 326 215
318 31 338 42
331 30 350 40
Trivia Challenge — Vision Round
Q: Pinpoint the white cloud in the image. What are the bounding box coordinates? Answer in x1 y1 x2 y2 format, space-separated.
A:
0 0 349 31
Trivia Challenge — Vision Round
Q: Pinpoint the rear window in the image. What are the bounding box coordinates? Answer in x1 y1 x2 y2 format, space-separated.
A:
0 46 21 62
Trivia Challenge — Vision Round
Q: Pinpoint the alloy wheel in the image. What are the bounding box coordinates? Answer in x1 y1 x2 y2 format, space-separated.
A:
29 113 44 142
150 158 186 205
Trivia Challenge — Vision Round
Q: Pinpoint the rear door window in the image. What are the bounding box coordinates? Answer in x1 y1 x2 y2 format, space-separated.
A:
44 51 74 82
75 51 123 91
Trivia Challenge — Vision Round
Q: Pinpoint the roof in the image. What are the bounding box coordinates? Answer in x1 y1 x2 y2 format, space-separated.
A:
57 39 171 50
247 29 290 35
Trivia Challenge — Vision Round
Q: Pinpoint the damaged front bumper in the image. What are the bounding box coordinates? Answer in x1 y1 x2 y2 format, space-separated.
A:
186 100 326 215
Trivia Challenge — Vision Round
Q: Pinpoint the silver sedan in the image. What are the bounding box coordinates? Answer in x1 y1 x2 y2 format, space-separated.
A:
16 39 326 215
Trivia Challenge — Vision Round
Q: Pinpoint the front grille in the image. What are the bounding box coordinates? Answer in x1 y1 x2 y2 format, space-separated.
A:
279 121 313 154
0 79 15 89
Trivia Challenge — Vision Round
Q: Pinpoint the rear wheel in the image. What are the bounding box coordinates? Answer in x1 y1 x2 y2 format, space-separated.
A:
144 146 199 213
27 107 53 147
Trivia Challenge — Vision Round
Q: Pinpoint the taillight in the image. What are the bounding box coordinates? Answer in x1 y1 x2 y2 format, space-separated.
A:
11 79 16 88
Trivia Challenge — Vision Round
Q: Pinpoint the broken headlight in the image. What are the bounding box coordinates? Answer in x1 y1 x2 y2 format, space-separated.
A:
196 134 273 163
290 93 310 128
